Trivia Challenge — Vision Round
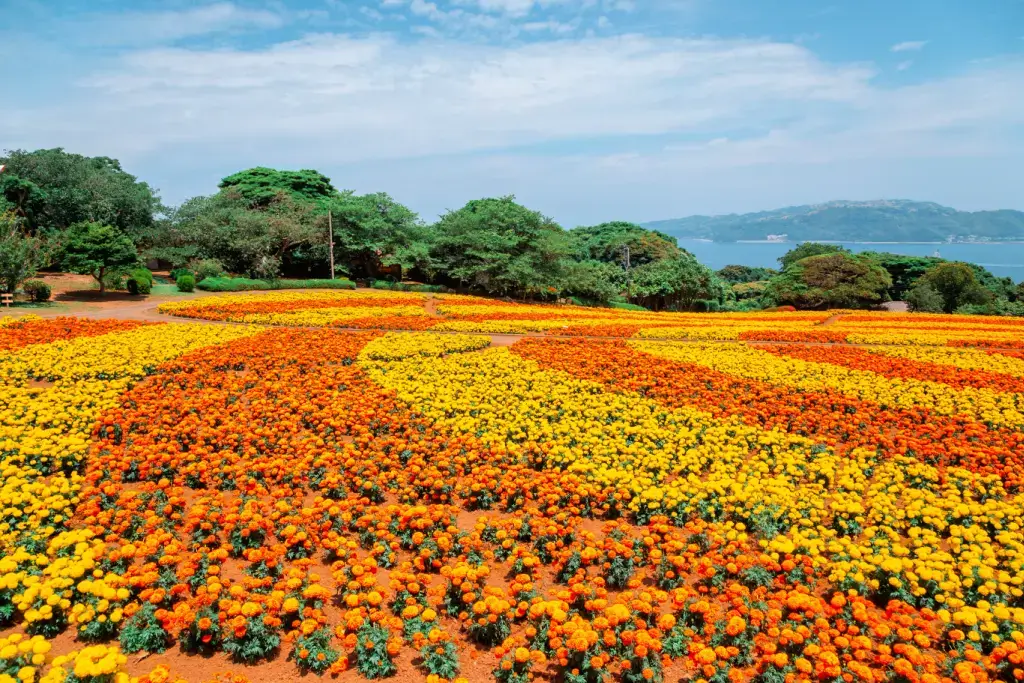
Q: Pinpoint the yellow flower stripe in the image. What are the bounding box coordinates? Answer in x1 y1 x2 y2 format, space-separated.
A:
235 305 428 327
361 332 490 360
846 330 1022 346
866 345 1024 376
429 319 581 333
631 340 1024 427
1 323 262 382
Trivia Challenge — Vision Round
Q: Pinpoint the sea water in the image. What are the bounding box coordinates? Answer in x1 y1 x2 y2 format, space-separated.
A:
681 241 1024 281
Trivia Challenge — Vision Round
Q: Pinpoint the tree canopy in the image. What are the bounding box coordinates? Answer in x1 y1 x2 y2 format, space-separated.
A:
778 242 851 269
717 264 778 284
914 262 992 313
4 148 1020 316
0 212 48 294
569 221 679 266
219 167 337 208
764 252 891 309
431 196 569 296
162 192 323 279
328 192 430 278
62 222 138 292
0 148 161 242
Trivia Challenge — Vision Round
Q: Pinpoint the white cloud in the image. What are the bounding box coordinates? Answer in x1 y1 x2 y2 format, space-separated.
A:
5 30 1022 216
896 60 913 71
76 3 284 45
891 40 927 52
520 19 577 33
451 0 573 17
40 34 874 164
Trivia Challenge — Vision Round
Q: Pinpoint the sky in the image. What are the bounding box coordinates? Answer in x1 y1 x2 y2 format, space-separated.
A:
2 0 1023 226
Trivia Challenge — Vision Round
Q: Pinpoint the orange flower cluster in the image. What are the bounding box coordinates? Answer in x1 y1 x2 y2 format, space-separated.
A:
0 315 148 351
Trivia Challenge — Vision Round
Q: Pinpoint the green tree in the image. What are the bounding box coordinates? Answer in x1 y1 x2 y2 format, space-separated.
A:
0 149 161 242
61 222 138 292
861 253 943 300
631 253 726 311
0 212 49 294
158 192 323 278
327 192 433 278
904 281 944 313
219 167 336 208
717 264 778 284
569 221 679 266
431 196 569 296
778 242 851 269
559 260 622 305
917 262 991 313
764 252 891 309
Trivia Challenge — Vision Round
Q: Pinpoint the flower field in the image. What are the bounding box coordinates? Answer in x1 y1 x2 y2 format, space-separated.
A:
2 306 1024 683
158 291 1024 347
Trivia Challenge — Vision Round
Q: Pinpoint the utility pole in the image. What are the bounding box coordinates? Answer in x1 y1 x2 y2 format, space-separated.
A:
623 243 631 304
328 210 335 280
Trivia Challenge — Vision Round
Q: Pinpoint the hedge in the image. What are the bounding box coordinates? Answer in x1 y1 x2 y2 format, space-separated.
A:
370 280 445 293
196 277 357 292
609 301 648 311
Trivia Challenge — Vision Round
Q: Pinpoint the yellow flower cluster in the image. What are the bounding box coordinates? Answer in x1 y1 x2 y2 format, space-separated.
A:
360 332 491 360
47 644 130 683
1 323 260 382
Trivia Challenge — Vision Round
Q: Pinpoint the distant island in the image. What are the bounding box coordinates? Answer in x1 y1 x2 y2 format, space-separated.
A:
642 200 1024 243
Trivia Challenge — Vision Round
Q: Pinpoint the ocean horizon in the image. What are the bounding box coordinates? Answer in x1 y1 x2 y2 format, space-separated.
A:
679 240 1024 280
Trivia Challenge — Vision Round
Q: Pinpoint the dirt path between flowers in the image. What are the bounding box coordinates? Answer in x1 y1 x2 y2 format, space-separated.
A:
820 312 849 326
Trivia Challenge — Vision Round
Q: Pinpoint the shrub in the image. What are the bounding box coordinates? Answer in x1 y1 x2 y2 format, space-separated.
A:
169 268 192 282
119 604 168 654
955 299 1024 317
420 639 460 679
354 622 398 679
196 277 266 292
610 301 647 311
192 259 225 282
22 280 51 302
102 269 128 292
222 614 280 663
126 268 153 295
905 281 944 313
692 299 721 312
176 274 195 292
370 280 443 293
292 628 339 675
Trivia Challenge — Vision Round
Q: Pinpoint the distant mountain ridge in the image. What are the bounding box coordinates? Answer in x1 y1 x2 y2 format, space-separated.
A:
642 200 1024 243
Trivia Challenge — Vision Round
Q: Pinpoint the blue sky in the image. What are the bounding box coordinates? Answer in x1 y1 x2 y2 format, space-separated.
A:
2 0 1022 225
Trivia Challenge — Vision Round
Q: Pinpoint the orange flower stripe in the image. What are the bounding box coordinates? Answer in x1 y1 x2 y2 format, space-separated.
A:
0 315 149 351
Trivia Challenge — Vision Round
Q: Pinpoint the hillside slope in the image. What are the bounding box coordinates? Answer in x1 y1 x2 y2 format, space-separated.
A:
642 200 1024 242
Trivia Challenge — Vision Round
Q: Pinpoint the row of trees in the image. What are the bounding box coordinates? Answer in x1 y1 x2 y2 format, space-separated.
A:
717 242 1024 314
1 151 726 309
2 148 1020 314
